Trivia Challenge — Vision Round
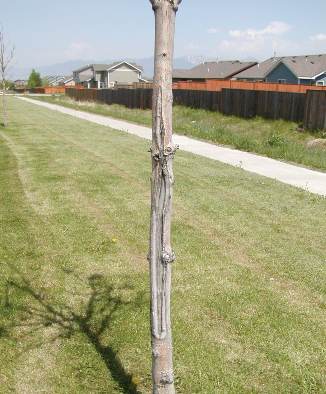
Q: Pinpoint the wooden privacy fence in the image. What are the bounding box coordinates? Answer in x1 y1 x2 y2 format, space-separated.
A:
173 89 222 112
304 90 326 130
173 89 305 122
14 86 76 94
66 87 153 110
220 89 305 122
173 79 326 93
65 87 325 130
36 86 66 94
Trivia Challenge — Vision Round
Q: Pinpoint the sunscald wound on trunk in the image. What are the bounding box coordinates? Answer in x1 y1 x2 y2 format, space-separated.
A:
149 1 182 393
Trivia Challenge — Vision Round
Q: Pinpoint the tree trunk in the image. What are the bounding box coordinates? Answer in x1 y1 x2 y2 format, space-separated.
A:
149 1 181 393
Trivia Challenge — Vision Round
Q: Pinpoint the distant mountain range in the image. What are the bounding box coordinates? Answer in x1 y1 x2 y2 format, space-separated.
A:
12 57 196 80
12 55 259 80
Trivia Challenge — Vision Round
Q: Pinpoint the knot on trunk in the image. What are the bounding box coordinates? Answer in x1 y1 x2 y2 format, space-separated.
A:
162 250 175 264
160 368 175 384
150 144 178 162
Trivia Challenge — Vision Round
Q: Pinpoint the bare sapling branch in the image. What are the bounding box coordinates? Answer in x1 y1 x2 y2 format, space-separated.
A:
0 22 16 127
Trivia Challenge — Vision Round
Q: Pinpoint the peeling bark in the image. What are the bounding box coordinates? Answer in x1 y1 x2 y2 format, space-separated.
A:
149 1 181 393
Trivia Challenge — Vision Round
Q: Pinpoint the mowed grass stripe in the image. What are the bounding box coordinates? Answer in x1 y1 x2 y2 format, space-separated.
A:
1 96 326 393
3 98 151 259
35 94 326 173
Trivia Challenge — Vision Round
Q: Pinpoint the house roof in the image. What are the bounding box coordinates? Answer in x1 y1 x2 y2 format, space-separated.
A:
173 69 191 79
234 57 283 79
73 64 94 73
92 64 113 71
74 62 144 73
173 60 258 80
62 76 73 83
235 54 326 80
107 61 143 72
268 54 326 79
42 75 65 82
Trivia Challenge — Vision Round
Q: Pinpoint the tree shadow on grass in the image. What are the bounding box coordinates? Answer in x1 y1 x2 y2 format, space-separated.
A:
4 267 140 394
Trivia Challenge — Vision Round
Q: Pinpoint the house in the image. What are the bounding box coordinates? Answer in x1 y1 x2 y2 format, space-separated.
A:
172 60 257 83
73 61 145 88
42 75 66 86
62 76 75 86
235 54 326 86
73 64 94 87
14 79 28 87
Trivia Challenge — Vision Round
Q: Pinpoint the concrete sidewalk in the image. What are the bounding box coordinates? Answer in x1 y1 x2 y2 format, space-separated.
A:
17 96 326 197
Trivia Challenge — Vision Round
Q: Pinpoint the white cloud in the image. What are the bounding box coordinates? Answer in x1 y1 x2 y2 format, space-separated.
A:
229 30 245 38
213 21 295 60
309 34 326 41
59 42 95 60
206 28 220 34
230 21 292 39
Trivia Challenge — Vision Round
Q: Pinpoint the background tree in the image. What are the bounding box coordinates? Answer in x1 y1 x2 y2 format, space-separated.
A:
0 22 15 127
0 80 14 90
27 69 42 88
148 1 182 393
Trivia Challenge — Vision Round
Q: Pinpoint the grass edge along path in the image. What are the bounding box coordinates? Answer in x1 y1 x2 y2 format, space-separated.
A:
1 96 326 393
17 96 326 198
32 93 326 173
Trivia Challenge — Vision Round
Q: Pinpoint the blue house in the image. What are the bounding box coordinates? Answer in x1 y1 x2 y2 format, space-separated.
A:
235 54 326 86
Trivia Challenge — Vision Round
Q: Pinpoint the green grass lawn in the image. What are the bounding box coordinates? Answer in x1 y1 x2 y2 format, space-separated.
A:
34 93 326 173
1 96 326 393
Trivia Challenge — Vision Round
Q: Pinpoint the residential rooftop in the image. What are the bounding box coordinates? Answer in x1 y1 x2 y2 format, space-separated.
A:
235 54 326 79
173 60 258 80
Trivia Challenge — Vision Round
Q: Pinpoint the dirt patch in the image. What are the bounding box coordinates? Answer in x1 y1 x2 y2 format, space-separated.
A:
306 137 326 150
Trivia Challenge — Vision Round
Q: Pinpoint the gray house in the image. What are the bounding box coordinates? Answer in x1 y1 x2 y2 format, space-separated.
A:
73 61 145 88
14 79 28 87
173 60 257 83
73 64 94 86
235 54 326 86
42 75 66 86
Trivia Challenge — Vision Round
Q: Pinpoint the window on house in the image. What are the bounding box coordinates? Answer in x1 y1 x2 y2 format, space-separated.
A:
310 81 317 85
316 81 324 86
278 79 286 84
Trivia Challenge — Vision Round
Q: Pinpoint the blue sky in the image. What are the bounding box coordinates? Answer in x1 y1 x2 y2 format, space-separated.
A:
2 0 326 69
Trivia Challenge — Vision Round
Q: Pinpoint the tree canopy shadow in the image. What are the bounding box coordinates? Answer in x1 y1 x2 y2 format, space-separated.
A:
4 267 140 394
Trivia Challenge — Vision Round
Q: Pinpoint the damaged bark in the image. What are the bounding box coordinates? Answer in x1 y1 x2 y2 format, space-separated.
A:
148 1 182 393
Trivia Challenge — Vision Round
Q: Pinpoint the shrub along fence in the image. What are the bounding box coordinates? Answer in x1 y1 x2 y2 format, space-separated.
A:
65 87 325 130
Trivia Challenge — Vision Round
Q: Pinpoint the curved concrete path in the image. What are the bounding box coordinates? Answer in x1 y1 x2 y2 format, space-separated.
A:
17 96 326 197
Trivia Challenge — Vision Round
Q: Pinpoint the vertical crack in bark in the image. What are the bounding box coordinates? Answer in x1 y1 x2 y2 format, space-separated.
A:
149 2 180 391
151 86 176 340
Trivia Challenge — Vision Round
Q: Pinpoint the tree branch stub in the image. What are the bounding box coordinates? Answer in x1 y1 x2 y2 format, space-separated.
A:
149 0 182 11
